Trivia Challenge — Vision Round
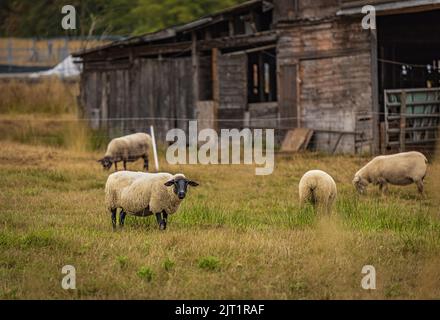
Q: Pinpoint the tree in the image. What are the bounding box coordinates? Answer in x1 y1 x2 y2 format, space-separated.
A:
0 0 247 37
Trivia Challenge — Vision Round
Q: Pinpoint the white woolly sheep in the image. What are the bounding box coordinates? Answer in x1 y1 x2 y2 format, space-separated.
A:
98 132 152 172
353 151 428 196
299 170 337 215
105 171 199 230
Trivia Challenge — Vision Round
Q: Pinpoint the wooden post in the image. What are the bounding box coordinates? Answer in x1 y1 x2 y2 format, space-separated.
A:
370 28 380 155
399 91 407 152
380 122 386 154
191 32 199 103
228 19 234 37
212 48 220 132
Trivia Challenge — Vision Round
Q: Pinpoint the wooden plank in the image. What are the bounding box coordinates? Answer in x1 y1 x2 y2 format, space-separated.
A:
218 52 246 128
218 108 245 129
380 122 386 154
192 32 199 103
400 91 407 152
278 64 297 129
281 128 314 152
370 28 380 154
197 101 216 132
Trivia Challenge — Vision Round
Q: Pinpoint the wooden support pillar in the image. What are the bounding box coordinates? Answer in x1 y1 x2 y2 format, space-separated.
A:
212 48 220 131
370 28 380 155
228 19 235 37
380 122 386 154
192 32 199 103
399 91 407 152
258 53 265 102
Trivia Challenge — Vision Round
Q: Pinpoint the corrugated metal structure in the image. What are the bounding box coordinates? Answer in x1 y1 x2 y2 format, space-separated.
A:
74 0 440 154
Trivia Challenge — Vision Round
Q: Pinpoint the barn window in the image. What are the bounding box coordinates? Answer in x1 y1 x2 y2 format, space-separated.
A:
247 49 277 103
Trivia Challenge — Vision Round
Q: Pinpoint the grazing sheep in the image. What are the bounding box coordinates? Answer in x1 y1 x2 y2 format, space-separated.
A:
353 151 428 196
98 133 152 172
105 171 199 230
299 170 337 214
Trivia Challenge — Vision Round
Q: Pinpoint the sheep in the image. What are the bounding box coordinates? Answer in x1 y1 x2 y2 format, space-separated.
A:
352 151 428 196
105 171 199 230
299 170 337 215
98 132 152 172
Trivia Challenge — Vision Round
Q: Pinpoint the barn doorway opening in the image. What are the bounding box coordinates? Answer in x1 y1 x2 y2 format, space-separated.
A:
378 10 440 94
377 9 440 153
247 48 277 104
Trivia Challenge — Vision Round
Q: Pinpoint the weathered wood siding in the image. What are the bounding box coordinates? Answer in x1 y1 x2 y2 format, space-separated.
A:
79 57 194 141
218 53 247 129
277 2 374 154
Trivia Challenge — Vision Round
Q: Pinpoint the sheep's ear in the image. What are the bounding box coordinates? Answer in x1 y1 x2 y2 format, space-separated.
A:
188 180 199 187
97 159 104 164
164 180 175 187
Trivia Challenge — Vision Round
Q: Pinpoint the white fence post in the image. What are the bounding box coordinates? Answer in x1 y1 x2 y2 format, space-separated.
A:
150 125 160 172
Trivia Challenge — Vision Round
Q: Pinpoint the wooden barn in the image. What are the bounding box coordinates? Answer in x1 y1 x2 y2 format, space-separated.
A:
74 0 440 154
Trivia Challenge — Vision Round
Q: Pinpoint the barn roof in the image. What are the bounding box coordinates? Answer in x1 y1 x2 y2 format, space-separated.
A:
73 0 273 58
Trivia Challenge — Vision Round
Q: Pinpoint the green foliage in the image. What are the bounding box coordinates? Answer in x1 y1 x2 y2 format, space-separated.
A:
117 256 128 270
163 258 175 272
0 0 247 37
131 0 246 35
198 256 220 271
137 266 154 282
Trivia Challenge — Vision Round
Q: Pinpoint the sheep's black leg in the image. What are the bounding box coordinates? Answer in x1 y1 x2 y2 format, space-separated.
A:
111 209 117 230
123 161 127 171
155 212 163 230
119 210 127 227
114 162 118 171
162 211 168 230
155 212 167 231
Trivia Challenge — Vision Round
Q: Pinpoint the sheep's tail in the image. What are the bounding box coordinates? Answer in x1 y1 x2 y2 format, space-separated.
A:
308 185 317 205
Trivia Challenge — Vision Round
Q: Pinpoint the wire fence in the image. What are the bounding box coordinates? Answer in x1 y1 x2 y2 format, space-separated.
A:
0 117 437 157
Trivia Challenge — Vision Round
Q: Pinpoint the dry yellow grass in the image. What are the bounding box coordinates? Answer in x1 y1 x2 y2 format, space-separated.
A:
0 79 78 114
0 140 439 299
1 80 439 299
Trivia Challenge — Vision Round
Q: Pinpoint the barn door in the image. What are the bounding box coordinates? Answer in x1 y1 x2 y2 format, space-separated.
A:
279 64 298 129
218 53 247 129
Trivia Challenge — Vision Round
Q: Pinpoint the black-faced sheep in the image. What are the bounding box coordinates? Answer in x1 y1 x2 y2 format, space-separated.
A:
353 151 428 196
105 171 198 230
98 133 152 171
299 170 337 215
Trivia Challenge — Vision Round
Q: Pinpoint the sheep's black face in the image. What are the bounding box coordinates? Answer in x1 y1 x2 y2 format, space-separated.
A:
98 157 113 170
164 177 199 200
353 176 367 194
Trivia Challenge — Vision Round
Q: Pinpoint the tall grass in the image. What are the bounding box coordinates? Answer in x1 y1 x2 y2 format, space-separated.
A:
0 78 109 152
0 79 78 114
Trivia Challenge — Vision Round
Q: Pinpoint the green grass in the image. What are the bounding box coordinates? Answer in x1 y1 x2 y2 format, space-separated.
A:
0 140 439 299
137 267 154 282
198 256 221 271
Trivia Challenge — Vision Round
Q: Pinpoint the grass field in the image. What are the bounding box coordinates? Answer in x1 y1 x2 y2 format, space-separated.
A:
1 139 440 299
1 79 440 299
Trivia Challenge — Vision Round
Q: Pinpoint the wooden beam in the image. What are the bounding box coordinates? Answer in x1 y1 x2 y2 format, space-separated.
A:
192 32 199 103
399 91 407 152
198 32 277 51
228 19 235 37
80 41 193 62
212 48 220 132
370 28 380 155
